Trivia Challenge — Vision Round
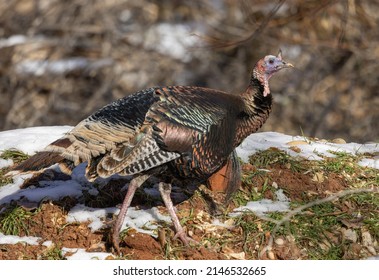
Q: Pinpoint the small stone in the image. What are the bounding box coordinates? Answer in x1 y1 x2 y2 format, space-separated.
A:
289 146 301 153
275 238 284 246
88 242 106 252
224 219 235 227
222 247 246 260
332 138 346 144
229 251 246 260
287 235 296 243
267 251 275 260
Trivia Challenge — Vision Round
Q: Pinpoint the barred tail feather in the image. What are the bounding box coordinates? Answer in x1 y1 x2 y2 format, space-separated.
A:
11 137 73 174
11 151 65 172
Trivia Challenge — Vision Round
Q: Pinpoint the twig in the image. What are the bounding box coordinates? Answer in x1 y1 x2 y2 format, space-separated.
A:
259 187 379 258
193 0 287 49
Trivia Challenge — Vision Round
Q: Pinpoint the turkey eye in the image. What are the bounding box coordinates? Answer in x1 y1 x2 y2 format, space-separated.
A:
268 59 274 64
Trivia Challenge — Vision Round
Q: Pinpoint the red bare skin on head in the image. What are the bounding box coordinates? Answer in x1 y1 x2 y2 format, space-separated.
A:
253 60 271 97
252 51 294 97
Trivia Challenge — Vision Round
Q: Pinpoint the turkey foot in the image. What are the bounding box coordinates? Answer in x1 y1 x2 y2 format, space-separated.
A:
173 228 198 245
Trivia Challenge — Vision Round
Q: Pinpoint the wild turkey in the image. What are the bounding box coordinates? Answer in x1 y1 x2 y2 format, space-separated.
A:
12 50 293 253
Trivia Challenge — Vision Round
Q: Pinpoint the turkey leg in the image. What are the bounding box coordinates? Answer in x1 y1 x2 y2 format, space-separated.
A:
158 182 195 245
112 174 150 253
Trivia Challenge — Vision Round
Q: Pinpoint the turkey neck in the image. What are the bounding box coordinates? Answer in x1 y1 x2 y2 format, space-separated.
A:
235 78 273 146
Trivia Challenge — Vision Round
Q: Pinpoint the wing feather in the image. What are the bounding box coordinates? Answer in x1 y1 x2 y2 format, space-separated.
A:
96 129 180 178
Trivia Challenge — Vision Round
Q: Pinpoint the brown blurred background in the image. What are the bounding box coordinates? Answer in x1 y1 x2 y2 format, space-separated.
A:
0 0 378 142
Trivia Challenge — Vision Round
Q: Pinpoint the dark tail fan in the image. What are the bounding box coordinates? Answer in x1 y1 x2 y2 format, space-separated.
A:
11 151 65 172
11 137 73 174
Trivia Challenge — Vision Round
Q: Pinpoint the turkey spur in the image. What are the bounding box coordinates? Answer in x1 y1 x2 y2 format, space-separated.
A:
12 50 293 253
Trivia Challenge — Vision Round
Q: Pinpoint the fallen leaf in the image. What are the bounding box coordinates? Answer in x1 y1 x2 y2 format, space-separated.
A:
312 172 324 183
340 218 364 229
341 228 357 243
361 231 373 247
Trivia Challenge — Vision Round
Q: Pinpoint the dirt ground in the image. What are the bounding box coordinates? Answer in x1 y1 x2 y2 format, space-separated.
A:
0 161 362 260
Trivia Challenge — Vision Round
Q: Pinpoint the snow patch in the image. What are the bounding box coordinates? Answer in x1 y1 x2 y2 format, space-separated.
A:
16 58 113 76
0 173 33 203
236 132 379 169
0 233 41 245
42 240 53 247
120 206 171 237
66 203 171 237
0 126 73 155
0 177 85 204
230 189 290 217
359 158 379 169
67 204 116 232
0 34 28 48
62 248 113 260
0 158 13 169
144 23 199 62
230 199 290 217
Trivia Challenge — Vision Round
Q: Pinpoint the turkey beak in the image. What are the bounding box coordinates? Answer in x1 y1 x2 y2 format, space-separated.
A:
280 60 294 69
277 49 294 69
